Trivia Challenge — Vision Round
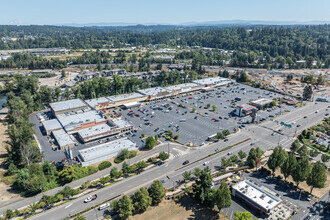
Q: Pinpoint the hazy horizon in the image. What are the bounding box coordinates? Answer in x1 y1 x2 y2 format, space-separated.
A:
1 0 329 25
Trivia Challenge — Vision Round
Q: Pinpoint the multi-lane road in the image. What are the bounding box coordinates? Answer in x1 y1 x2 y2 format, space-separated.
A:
23 101 329 220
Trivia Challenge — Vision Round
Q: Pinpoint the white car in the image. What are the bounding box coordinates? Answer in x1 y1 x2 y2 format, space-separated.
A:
98 203 110 210
227 152 233 155
203 161 209 166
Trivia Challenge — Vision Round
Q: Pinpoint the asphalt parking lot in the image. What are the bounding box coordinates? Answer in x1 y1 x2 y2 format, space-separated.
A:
122 83 298 147
243 170 313 214
32 83 301 163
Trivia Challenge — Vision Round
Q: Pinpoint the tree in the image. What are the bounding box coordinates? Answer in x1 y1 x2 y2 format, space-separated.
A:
145 136 155 149
216 132 223 139
230 155 239 163
307 162 327 193
280 153 297 180
99 176 109 185
303 85 313 100
131 187 152 213
213 181 231 212
117 195 134 220
247 147 264 167
192 167 213 204
61 70 66 78
321 154 329 163
292 157 311 187
192 107 196 113
159 151 169 161
290 139 301 153
167 130 173 138
267 146 288 175
297 145 309 158
155 134 158 141
206 103 211 108
148 180 165 204
110 167 121 179
118 149 129 160
222 129 230 137
183 171 192 182
234 211 253 220
221 157 232 169
212 105 217 111
73 214 86 220
317 75 324 85
238 150 247 160
58 166 77 184
122 162 130 175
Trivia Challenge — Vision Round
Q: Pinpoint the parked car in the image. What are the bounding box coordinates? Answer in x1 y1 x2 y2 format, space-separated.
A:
183 160 189 165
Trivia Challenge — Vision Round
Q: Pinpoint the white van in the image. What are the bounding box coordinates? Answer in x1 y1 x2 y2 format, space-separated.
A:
98 203 110 210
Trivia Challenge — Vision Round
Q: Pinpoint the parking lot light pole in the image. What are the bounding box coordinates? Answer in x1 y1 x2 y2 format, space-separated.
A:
167 175 175 191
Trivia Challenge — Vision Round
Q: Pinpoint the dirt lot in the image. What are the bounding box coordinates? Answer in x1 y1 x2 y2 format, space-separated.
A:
0 114 23 206
130 195 227 220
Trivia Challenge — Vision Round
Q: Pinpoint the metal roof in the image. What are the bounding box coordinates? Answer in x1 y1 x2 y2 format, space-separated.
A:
192 76 233 86
137 87 170 96
77 123 114 140
79 137 136 166
50 99 87 113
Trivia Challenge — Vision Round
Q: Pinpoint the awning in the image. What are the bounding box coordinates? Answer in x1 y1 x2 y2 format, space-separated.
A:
235 176 240 180
123 101 141 108
227 177 233 181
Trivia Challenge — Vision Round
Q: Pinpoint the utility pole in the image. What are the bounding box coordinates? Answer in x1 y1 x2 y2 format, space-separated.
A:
167 175 175 191
167 143 170 155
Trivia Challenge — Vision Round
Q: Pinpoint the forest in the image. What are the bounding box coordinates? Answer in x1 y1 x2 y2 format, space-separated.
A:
0 25 329 68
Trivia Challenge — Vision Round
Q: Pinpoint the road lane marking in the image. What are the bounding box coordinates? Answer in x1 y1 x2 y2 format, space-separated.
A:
65 203 72 209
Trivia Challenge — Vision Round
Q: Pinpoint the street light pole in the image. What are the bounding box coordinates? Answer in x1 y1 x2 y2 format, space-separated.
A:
167 175 175 192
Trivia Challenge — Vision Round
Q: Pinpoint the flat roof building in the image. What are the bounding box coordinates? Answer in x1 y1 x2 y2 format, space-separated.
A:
108 92 146 108
85 97 113 110
232 180 282 216
78 137 137 166
50 99 88 115
76 123 116 143
56 109 107 133
166 83 202 94
251 98 273 109
52 129 76 149
42 119 62 135
192 77 233 88
137 87 171 100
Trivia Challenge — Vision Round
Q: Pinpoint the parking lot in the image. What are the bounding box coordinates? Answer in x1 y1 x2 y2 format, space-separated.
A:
243 170 315 219
122 83 298 147
32 83 301 163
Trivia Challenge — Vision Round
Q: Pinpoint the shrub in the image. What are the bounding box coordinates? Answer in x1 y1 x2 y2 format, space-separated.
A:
145 136 156 149
147 157 157 163
128 151 137 159
98 161 112 171
159 152 169 161
114 157 124 164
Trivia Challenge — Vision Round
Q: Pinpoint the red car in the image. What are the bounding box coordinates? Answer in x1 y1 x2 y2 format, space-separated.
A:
211 118 216 120
188 97 192 99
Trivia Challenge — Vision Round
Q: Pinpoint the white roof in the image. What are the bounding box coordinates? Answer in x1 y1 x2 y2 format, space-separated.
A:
108 92 145 102
52 129 75 147
50 99 87 113
166 83 198 92
42 119 62 131
137 87 170 96
77 123 115 140
251 98 273 106
112 117 134 129
85 97 111 108
232 180 282 211
192 76 233 86
79 137 136 163
56 110 107 132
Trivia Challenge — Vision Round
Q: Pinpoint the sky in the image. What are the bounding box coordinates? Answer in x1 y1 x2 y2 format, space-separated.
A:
0 0 329 25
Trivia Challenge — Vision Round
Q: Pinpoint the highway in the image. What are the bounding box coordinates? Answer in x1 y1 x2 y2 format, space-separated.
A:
26 101 329 220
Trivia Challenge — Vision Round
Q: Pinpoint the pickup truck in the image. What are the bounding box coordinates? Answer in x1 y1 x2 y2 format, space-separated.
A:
84 194 97 203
